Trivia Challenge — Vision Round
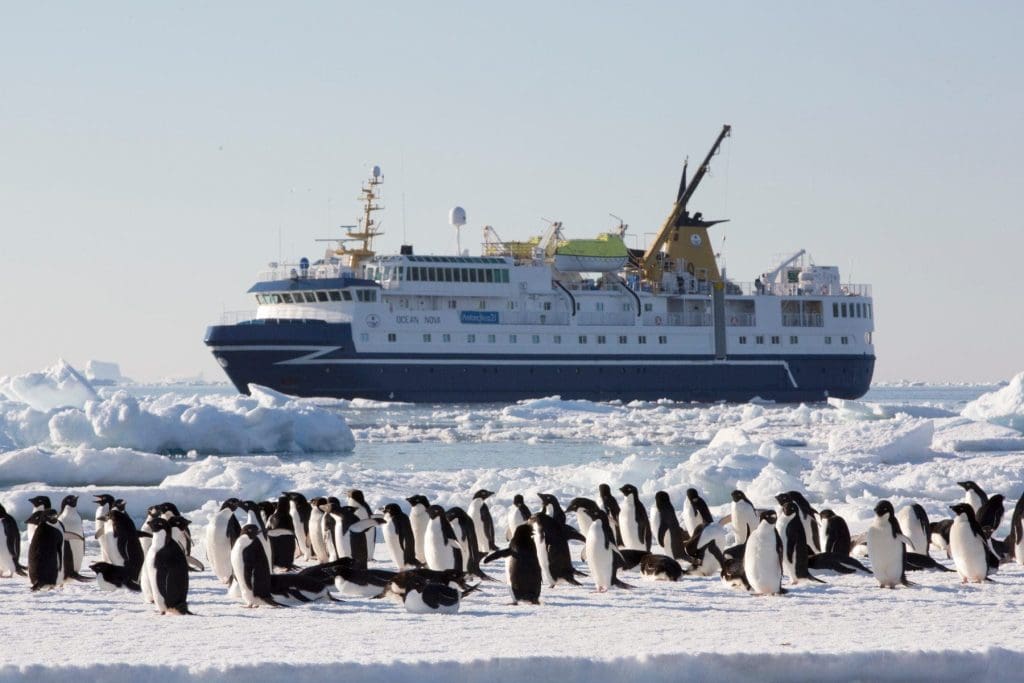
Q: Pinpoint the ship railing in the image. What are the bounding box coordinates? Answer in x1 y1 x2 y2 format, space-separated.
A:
576 311 635 326
256 262 345 282
782 313 824 328
726 313 757 327
503 311 571 325
219 310 256 324
644 312 712 327
755 282 873 297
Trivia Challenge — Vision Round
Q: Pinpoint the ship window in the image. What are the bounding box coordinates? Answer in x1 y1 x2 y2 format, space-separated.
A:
756 335 764 344
486 269 495 283
638 336 647 344
618 335 627 344
442 333 451 343
387 333 397 342
488 334 496 343
342 290 352 301
329 291 341 301
644 303 653 312
841 336 849 345
841 303 847 318
576 302 581 311
554 335 562 344
771 336 780 344
448 299 457 309
579 335 587 344
543 302 552 311
507 301 515 310
739 336 747 344
428 267 436 281
532 335 540 344
597 335 606 344
790 336 798 344
445 268 453 282
623 303 631 312
501 270 509 283
316 292 328 302
281 293 294 304
658 335 667 344
596 302 604 312
467 334 476 343
858 303 864 317
423 333 431 343
825 336 832 344
509 334 517 343
478 300 486 309
868 303 873 318
304 292 317 303
360 333 369 342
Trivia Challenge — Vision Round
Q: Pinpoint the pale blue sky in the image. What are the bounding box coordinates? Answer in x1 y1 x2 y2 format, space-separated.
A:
2 2 1022 382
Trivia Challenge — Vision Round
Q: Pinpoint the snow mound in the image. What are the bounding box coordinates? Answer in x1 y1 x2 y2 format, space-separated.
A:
0 360 99 411
828 417 935 464
962 372 1024 432
933 418 1024 452
84 360 125 384
0 446 185 486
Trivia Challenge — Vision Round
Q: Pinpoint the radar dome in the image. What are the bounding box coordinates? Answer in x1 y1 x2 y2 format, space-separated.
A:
449 206 467 227
372 165 381 179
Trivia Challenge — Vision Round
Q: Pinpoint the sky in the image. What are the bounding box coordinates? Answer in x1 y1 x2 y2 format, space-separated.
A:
1 2 1022 383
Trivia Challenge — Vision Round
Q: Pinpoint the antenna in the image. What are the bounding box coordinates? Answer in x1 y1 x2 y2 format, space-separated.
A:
450 206 467 255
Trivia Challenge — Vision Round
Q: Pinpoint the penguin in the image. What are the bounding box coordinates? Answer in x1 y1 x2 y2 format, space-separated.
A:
730 490 758 545
27 509 65 591
283 491 313 561
257 500 276 525
317 497 340 562
777 491 821 553
538 493 568 528
682 488 713 535
618 484 652 551
930 519 954 558
401 578 462 614
638 553 684 581
308 497 330 563
468 489 498 553
239 500 273 564
143 517 192 615
378 503 419 569
231 524 285 607
0 503 26 577
957 481 988 513
817 509 853 556
949 503 999 583
484 523 542 605
598 484 624 546
26 495 52 541
167 516 201 571
138 504 162 555
348 489 376 562
744 511 785 595
566 497 599 538
327 503 373 570
102 505 145 582
406 495 431 564
206 498 241 584
706 540 751 591
505 494 531 541
776 501 823 585
424 505 463 572
317 556 393 598
266 494 298 572
90 561 141 592
896 504 931 556
866 500 913 589
581 506 620 592
681 522 730 577
529 512 583 587
55 495 85 576
93 494 116 563
651 491 687 559
1009 493 1024 565
268 571 337 603
445 507 494 581
976 494 1005 534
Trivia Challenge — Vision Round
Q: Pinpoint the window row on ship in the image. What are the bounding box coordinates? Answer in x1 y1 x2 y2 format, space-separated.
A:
355 331 865 347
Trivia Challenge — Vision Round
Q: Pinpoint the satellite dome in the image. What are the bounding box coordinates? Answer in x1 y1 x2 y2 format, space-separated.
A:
371 165 382 179
449 206 467 227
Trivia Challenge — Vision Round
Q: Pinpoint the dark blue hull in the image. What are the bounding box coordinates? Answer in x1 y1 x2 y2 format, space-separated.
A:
205 321 874 403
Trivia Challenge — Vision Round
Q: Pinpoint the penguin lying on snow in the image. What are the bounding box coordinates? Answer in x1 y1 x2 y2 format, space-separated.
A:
400 577 462 614
91 562 142 592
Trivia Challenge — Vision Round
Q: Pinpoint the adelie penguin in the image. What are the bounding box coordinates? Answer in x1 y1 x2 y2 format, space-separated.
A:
651 491 687 559
348 489 376 563
949 503 999 583
26 495 52 541
618 484 652 551
99 504 145 583
598 484 624 546
682 488 713 536
0 503 27 578
424 505 464 572
776 501 823 585
93 494 116 564
529 512 584 587
327 503 375 570
406 495 431 564
308 497 330 563
376 502 420 570
730 490 758 545
445 507 495 581
283 491 313 562
778 491 821 553
206 498 241 584
957 481 988 514
27 509 65 591
231 524 285 608
469 489 498 553
91 562 142 592
143 517 192 615
266 494 299 572
976 494 1005 534
817 510 852 556
57 495 85 577
866 500 914 589
577 504 621 592
484 523 542 605
399 576 462 614
895 504 931 556
744 511 785 595
505 494 531 541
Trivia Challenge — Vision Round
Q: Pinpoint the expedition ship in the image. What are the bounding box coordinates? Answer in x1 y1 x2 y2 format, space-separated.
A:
205 126 875 402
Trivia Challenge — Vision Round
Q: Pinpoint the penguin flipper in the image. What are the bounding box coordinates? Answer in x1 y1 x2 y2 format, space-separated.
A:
612 576 634 589
562 525 586 543
483 548 511 564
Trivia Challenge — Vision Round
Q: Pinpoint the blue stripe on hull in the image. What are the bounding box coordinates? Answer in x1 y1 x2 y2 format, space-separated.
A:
205 322 874 403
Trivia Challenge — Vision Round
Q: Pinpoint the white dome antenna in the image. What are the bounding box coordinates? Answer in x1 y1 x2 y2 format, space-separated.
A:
450 206 467 255
371 165 382 179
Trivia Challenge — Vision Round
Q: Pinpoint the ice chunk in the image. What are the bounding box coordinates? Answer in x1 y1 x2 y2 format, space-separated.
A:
84 360 124 384
932 417 1024 452
0 446 185 486
828 417 935 464
0 359 98 411
962 372 1024 432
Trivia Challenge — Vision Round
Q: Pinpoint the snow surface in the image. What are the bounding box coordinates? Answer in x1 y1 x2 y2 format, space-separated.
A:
2 370 1024 680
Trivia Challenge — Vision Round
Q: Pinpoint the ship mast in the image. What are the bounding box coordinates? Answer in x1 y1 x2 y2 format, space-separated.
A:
641 124 731 286
336 165 385 270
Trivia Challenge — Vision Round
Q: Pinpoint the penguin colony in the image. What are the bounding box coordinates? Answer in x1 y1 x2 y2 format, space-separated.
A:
1 479 1020 614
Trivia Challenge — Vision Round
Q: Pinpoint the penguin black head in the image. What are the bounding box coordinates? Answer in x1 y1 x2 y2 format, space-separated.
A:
148 517 170 534
93 494 115 507
382 503 403 517
988 494 1005 506
957 481 981 492
538 493 558 506
349 489 366 503
730 490 748 503
781 501 798 517
473 489 494 500
619 484 638 497
818 509 835 520
512 494 524 505
310 496 327 508
60 495 79 510
950 503 975 518
0 503 7 515
113 499 127 511
511 523 535 543
159 502 180 516
257 501 275 517
873 500 895 518
240 524 261 538
599 483 612 496
221 498 241 512
146 505 163 519
759 510 777 524
427 505 446 520
407 495 430 509
168 516 191 531
775 492 792 506
28 495 52 509
565 497 600 515
283 491 308 503
239 500 258 512
685 488 700 501
25 510 55 525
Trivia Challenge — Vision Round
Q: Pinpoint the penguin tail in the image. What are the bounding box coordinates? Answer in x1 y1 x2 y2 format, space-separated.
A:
66 571 93 582
461 583 482 598
473 568 499 582
327 592 346 603
187 557 205 572
612 578 634 590
14 565 27 577
900 576 917 588
806 573 826 584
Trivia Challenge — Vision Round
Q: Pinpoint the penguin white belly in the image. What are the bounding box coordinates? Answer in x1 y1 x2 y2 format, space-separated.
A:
695 523 727 577
896 508 926 555
382 524 404 568
618 501 643 551
585 526 613 591
950 519 988 582
59 512 85 573
732 503 755 545
141 546 156 604
289 506 310 560
744 527 782 595
506 510 524 541
229 541 256 606
866 525 904 587
0 526 15 577
308 509 327 562
410 511 429 564
682 500 699 535
1015 535 1024 566
468 500 488 553
424 523 450 570
206 517 233 583
533 532 553 586
405 589 459 614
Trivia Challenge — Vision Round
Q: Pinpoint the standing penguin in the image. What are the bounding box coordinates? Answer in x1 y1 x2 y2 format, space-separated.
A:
406 495 431 564
143 517 192 615
103 504 145 581
618 484 652 551
327 503 373 570
283 492 313 562
818 509 853 556
779 491 821 553
538 493 568 528
0 503 26 577
318 497 340 562
866 500 913 589
576 502 619 592
56 495 85 575
776 501 823 585
138 504 162 555
26 495 52 541
682 488 713 535
896 504 931 556
744 511 785 595
378 503 419 569
730 490 758 545
266 495 298 572
445 507 494 581
424 505 463 572
231 524 284 608
598 484 624 546
93 494 116 563
651 491 687 559
957 481 988 513
1009 493 1024 565
529 512 583 587
27 509 64 591
308 497 330 563
468 489 498 553
348 489 376 562
949 503 999 583
484 523 542 605
205 498 241 584
505 494 532 541
976 494 1006 533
